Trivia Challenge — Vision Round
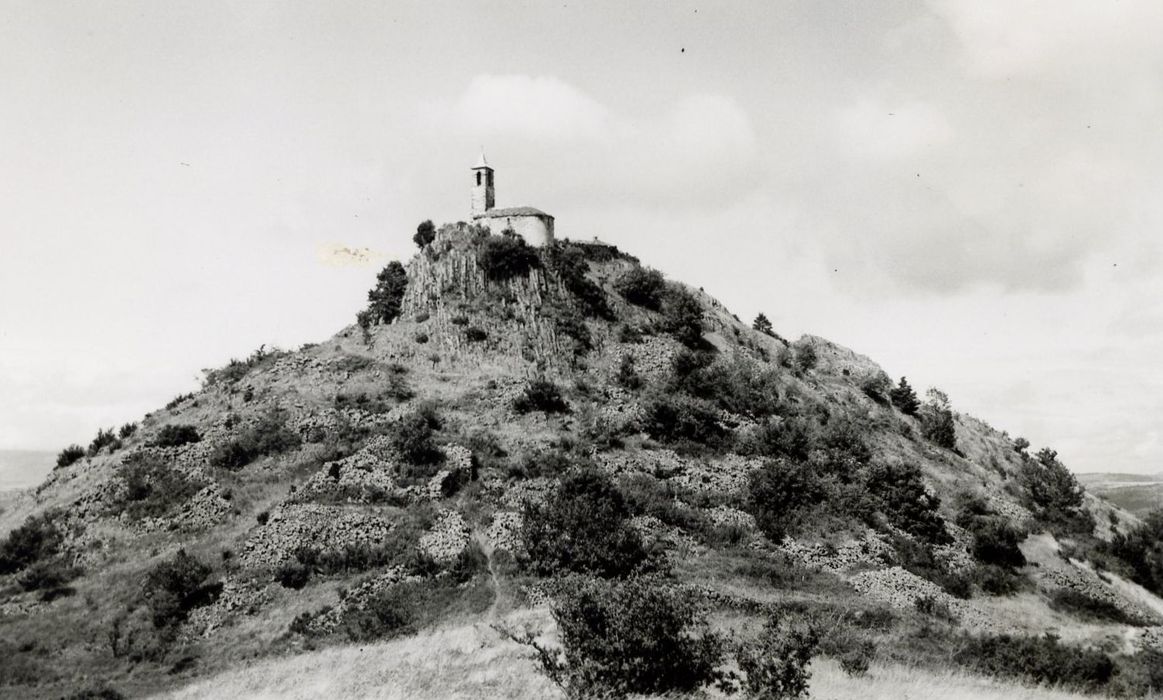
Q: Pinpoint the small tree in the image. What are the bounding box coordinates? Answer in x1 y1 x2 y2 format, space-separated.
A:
520 469 652 578
56 444 85 469
513 379 570 414
753 313 775 337
516 575 724 698
662 287 704 348
412 219 436 248
795 344 818 373
616 267 667 310
737 617 819 700
366 261 408 324
479 234 540 280
920 388 956 450
889 377 920 415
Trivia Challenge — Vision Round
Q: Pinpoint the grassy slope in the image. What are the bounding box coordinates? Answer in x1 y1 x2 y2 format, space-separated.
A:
155 610 1109 700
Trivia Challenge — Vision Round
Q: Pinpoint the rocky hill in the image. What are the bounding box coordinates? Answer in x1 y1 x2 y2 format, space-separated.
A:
3 223 1163 698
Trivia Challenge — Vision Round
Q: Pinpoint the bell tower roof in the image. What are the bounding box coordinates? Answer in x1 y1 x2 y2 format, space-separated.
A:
472 150 491 170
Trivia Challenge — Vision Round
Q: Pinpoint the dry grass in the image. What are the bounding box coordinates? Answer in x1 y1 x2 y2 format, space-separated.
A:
154 609 1132 700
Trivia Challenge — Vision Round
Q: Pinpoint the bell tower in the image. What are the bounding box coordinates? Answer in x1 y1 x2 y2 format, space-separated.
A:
470 150 495 217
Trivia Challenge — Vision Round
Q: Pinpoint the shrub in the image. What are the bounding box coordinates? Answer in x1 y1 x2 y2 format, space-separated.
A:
1018 448 1093 534
87 427 120 457
545 243 613 319
748 459 825 543
615 354 642 390
867 462 950 545
753 312 775 337
521 575 724 698
914 594 956 620
56 444 85 468
450 314 469 325
0 511 64 574
520 470 654 579
365 261 408 325
1047 588 1135 624
465 326 488 342
209 413 301 470
115 453 206 521
165 393 194 410
795 344 818 372
414 332 429 344
747 417 817 462
64 686 126 700
642 394 727 450
275 561 311 590
919 388 957 450
860 372 893 405
391 406 443 477
152 424 201 448
661 287 705 347
968 519 1026 569
342 580 421 642
18 558 81 598
118 422 138 439
479 234 540 280
952 633 1115 692
615 267 667 310
891 534 971 598
513 379 569 414
1104 509 1163 596
413 219 436 248
889 377 920 415
202 346 283 387
142 550 220 630
736 616 819 699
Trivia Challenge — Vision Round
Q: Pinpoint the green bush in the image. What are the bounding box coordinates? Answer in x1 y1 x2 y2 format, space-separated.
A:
545 243 613 319
1047 588 1137 624
209 413 301 470
118 422 138 439
465 326 488 342
152 424 202 448
661 287 704 347
165 392 195 410
56 444 85 468
967 519 1026 569
615 267 667 310
520 470 654 579
642 394 727 450
365 261 408 324
1018 448 1093 535
753 312 775 337
413 219 436 248
795 344 818 373
748 459 826 543
342 580 421 642
919 388 957 450
0 511 65 575
391 407 443 475
513 379 569 414
860 372 892 405
1104 509 1163 596
889 377 920 415
87 427 120 457
116 454 204 522
867 462 950 545
615 354 642 390
737 617 819 699
479 234 540 280
746 417 817 462
142 550 221 630
524 575 724 698
952 633 1114 692
18 558 81 599
274 561 311 590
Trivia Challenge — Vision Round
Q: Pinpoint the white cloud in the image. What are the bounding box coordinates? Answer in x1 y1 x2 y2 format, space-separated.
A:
831 99 953 160
455 74 610 141
441 74 761 209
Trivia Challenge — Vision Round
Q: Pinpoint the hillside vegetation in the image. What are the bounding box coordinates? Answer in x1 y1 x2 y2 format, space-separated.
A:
2 224 1163 698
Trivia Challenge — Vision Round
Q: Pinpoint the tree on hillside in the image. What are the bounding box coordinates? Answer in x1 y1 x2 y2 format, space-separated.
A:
753 313 775 337
412 220 436 248
366 261 408 324
1018 448 1092 534
889 377 920 415
920 388 957 451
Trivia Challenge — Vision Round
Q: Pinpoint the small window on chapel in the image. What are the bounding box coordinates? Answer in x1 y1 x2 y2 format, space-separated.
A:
487 171 493 186
476 172 482 186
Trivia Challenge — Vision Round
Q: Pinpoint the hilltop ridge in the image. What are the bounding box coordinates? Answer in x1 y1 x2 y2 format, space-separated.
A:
2 223 1163 698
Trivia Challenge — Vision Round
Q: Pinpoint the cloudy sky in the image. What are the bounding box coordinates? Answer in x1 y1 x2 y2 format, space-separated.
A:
2 1 1161 475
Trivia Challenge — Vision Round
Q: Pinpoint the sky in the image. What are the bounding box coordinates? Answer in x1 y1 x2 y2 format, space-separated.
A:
1 1 1161 475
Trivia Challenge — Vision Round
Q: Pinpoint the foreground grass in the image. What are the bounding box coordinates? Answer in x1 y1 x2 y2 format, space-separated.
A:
155 610 1123 700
